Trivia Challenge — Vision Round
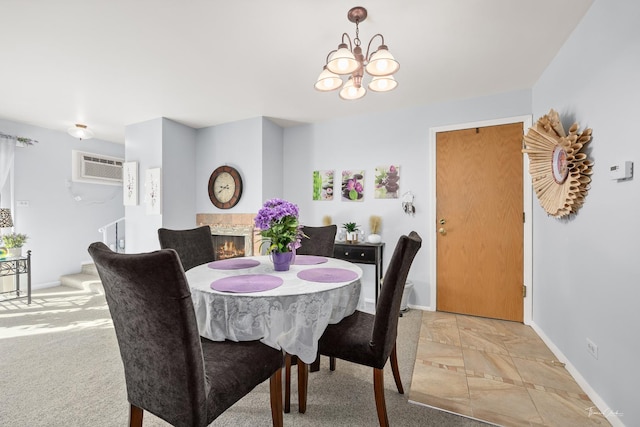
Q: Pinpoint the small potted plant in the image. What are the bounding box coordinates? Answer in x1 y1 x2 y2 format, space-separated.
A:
2 232 28 257
342 222 360 244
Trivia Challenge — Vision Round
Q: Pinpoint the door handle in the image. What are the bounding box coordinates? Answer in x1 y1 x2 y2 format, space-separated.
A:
438 227 447 235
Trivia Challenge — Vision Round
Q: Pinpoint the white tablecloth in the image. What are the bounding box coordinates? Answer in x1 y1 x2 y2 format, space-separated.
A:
186 256 362 364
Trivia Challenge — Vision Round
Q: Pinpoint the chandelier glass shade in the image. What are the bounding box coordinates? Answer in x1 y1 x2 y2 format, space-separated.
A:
368 75 397 92
314 67 343 91
315 7 399 100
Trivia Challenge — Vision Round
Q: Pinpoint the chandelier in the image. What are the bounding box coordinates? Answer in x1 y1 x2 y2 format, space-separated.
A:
315 6 399 100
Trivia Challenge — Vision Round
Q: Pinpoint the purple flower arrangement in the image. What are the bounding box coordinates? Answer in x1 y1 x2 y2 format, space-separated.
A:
254 198 303 253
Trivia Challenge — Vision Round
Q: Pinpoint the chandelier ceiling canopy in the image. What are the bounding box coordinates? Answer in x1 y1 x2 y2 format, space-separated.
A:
315 6 399 100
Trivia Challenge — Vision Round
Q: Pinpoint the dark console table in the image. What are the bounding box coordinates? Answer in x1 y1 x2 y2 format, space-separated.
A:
333 241 384 304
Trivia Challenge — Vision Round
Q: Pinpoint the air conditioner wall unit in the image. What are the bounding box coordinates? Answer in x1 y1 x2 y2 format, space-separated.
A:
71 150 124 186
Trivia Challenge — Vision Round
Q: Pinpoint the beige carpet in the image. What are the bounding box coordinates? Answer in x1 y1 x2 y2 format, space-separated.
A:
0 286 490 426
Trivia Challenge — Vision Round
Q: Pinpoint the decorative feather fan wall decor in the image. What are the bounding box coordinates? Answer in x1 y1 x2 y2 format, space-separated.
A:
523 109 593 218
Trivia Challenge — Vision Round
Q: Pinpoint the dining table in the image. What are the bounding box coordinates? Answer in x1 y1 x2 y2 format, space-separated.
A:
185 254 363 365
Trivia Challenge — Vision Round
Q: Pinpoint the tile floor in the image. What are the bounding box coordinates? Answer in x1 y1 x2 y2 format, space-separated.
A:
409 311 610 426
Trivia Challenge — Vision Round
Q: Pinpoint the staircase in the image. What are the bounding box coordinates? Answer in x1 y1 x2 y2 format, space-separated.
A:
59 217 124 293
59 263 103 294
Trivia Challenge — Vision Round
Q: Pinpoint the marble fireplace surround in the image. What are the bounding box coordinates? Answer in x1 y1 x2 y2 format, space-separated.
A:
196 213 261 257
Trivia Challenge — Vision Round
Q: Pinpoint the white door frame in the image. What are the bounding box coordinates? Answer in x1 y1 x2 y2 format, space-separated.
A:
428 115 533 325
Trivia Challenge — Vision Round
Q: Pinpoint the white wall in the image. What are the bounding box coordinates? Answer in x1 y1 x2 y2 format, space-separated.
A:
161 119 196 230
531 0 639 425
261 118 284 200
124 118 163 253
0 117 124 286
124 117 198 252
283 89 532 308
195 117 264 214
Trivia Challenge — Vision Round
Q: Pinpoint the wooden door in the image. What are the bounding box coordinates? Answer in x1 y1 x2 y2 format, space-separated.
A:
436 123 524 322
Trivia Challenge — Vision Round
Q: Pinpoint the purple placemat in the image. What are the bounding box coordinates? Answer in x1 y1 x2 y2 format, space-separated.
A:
210 274 283 293
294 255 328 265
297 268 359 283
207 258 261 270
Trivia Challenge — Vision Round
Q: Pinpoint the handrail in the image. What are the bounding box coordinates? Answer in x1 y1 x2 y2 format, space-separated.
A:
98 217 125 233
98 217 125 249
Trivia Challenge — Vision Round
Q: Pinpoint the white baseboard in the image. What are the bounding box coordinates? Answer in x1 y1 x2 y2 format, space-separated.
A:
529 321 625 427
408 303 432 312
32 280 61 290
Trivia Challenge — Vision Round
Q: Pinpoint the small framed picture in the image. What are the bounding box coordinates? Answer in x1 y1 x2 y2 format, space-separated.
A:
123 161 138 206
145 168 161 215
374 164 400 199
341 170 365 202
313 170 334 201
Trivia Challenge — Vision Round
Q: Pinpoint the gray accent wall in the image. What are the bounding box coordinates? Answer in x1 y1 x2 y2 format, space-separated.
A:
531 0 639 424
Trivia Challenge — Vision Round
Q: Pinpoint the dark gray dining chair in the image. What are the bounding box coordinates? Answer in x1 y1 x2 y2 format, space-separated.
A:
284 224 337 413
157 225 215 271
296 225 337 257
316 231 422 427
88 242 284 427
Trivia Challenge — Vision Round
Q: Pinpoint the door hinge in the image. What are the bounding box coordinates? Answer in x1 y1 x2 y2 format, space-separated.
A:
522 285 527 298
523 212 525 223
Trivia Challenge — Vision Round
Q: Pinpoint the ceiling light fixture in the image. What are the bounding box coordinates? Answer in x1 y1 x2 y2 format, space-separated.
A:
315 6 399 100
67 124 94 140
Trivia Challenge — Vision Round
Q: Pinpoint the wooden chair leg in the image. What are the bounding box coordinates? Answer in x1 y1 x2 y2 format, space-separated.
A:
270 368 284 427
296 358 309 414
329 356 336 371
284 354 292 413
310 353 321 372
373 368 390 427
389 344 404 394
129 404 143 427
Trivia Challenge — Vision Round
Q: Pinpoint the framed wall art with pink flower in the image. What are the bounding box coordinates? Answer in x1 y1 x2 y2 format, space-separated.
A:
374 164 400 199
341 170 364 202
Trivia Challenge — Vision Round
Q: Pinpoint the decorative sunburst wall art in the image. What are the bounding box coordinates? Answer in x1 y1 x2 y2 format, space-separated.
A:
523 109 593 218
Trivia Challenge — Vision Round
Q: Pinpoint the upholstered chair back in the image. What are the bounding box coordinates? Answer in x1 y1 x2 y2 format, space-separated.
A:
297 225 337 257
371 231 422 364
158 225 215 271
88 242 210 426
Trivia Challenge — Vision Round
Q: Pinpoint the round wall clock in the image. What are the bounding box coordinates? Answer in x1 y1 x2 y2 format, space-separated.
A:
208 165 243 209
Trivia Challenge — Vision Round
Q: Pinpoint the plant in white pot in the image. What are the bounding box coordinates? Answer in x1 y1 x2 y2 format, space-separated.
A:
2 232 28 257
368 215 382 243
342 222 360 244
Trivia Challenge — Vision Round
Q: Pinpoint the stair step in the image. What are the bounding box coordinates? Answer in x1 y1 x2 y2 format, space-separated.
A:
60 272 103 294
81 263 99 276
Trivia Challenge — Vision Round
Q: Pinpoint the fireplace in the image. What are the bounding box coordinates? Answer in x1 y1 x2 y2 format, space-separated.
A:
207 224 255 261
197 213 261 261
212 235 245 260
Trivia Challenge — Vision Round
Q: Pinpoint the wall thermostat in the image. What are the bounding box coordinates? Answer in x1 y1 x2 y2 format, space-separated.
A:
609 161 633 180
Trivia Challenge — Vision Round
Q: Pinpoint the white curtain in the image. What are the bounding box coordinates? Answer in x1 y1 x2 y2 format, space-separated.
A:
0 135 16 207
